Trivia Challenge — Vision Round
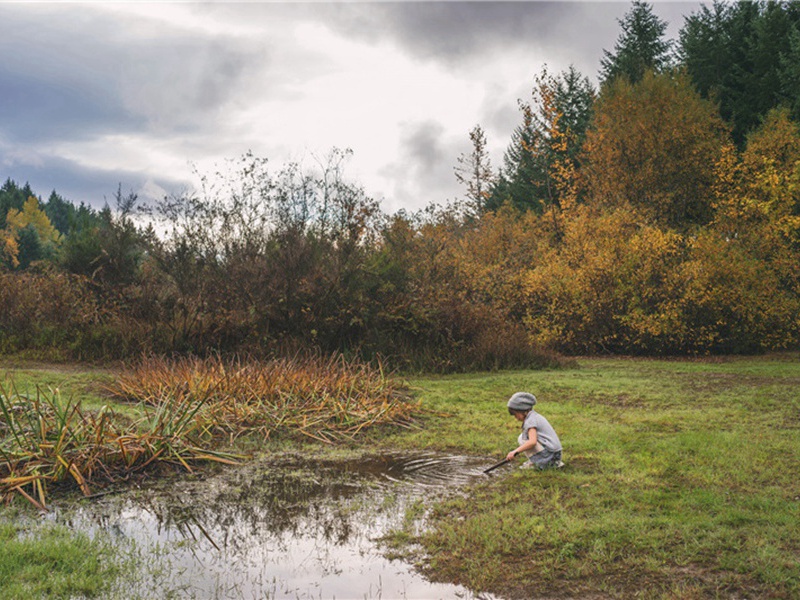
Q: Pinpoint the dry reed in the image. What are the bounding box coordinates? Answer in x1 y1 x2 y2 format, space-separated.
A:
107 353 419 443
1 354 418 508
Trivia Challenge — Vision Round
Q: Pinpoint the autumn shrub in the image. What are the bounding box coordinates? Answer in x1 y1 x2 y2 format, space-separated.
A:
376 289 562 373
676 231 799 353
0 269 99 355
366 207 563 372
522 205 682 353
520 201 800 355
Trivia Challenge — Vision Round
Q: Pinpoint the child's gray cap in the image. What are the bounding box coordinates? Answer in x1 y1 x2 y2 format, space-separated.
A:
507 392 537 411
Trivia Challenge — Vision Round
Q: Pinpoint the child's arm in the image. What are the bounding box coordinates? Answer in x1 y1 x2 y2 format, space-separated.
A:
506 427 543 461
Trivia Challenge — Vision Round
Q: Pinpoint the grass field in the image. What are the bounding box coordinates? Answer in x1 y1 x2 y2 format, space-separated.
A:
0 516 124 599
1 354 799 599
378 355 800 599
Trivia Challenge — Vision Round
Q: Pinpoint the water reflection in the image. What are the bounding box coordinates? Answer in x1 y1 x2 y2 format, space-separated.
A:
51 452 502 599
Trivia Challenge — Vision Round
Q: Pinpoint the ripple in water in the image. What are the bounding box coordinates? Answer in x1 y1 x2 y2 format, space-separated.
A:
45 452 504 600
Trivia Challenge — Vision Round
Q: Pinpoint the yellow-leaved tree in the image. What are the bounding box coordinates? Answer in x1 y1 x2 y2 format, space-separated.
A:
706 107 800 348
2 196 62 269
581 70 730 230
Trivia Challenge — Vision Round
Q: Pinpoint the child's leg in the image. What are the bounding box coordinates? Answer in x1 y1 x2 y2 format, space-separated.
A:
527 449 562 470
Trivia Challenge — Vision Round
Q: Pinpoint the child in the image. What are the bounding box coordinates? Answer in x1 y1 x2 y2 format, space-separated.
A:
506 391 563 470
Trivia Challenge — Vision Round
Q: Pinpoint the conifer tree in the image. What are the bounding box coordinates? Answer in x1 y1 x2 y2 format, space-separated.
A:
600 0 673 86
487 67 594 213
454 125 494 216
679 0 800 145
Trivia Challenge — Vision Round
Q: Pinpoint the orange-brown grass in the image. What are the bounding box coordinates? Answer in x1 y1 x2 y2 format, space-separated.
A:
1 354 417 508
106 354 420 444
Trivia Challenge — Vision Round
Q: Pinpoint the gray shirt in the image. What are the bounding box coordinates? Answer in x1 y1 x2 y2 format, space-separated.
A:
522 410 562 452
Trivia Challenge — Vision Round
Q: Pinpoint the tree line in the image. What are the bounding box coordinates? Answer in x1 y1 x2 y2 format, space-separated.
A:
2 1 799 370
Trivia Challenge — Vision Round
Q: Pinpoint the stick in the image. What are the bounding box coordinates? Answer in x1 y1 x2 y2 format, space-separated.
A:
483 451 517 474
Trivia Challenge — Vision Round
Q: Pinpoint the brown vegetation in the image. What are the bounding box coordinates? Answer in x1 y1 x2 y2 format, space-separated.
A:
1 354 418 508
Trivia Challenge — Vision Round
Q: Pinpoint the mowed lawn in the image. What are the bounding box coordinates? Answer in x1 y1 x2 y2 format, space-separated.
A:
382 354 800 599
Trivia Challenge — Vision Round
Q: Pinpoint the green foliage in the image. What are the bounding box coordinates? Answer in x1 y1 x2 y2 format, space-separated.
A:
679 0 800 145
488 66 595 214
43 190 77 235
599 0 673 86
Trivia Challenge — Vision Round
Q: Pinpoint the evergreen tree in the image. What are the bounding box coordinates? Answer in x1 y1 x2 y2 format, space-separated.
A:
487 66 594 213
0 179 34 229
552 65 595 166
679 0 800 145
782 22 800 122
15 224 45 270
44 190 76 235
487 105 545 213
600 0 673 86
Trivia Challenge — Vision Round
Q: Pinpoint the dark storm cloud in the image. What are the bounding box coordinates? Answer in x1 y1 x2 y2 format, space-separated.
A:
338 2 577 60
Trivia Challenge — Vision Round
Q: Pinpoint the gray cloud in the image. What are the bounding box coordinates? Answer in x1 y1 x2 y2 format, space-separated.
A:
0 2 709 216
0 5 261 138
379 119 472 212
0 4 263 207
318 2 702 78
1 151 187 208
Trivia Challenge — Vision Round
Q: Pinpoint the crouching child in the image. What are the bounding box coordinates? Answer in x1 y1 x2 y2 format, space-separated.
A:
506 392 563 470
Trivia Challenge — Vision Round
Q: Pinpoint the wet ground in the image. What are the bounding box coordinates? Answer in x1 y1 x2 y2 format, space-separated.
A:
47 452 506 599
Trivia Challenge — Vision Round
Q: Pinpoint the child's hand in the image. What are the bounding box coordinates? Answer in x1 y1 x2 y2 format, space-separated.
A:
506 450 517 462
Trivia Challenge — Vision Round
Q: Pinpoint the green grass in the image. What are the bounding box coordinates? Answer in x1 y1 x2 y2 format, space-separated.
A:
376 355 800 599
0 517 122 599
1 354 799 598
0 362 126 416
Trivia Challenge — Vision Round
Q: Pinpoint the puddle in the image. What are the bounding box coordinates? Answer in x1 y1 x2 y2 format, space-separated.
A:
46 452 504 599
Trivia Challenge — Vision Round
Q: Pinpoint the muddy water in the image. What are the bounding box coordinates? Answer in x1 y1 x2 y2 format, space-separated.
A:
50 452 505 599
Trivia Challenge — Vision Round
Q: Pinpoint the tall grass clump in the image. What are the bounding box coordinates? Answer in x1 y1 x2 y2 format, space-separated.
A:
107 353 420 443
0 380 232 509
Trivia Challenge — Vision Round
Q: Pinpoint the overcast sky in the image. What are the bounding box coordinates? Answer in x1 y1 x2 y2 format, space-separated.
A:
1 1 704 215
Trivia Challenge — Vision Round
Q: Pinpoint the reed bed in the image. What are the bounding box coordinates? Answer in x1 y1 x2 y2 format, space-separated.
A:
0 380 237 509
107 354 420 443
1 354 417 508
